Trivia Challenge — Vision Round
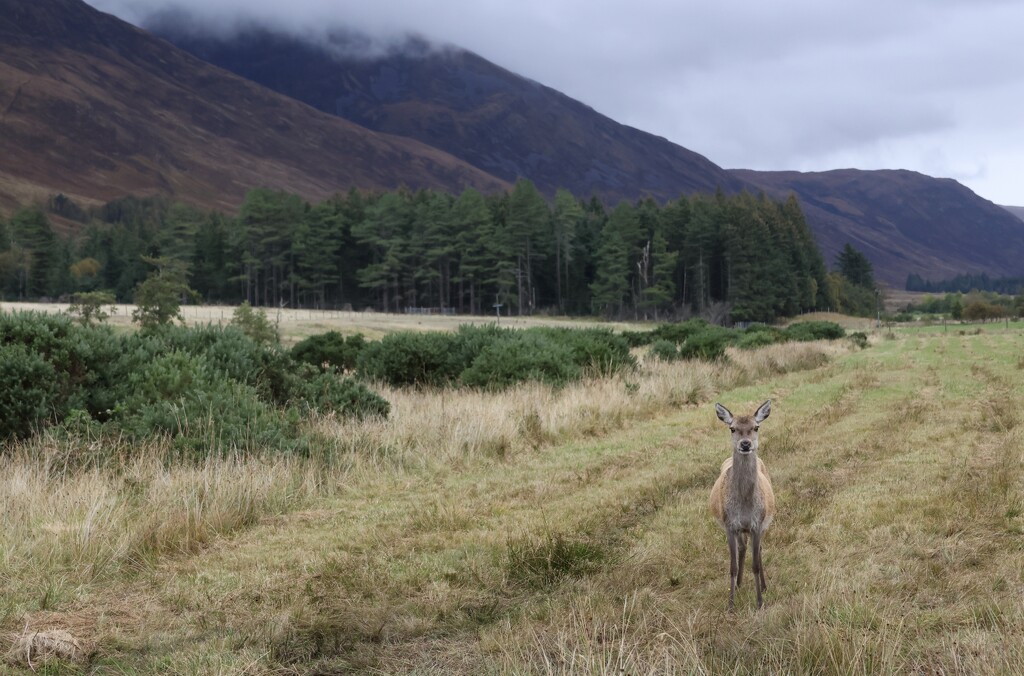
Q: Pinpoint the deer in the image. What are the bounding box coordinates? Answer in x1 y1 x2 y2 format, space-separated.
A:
709 399 775 610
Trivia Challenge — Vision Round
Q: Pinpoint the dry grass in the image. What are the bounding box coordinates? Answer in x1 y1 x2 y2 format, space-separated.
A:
0 339 842 672
3 330 1022 673
0 301 652 343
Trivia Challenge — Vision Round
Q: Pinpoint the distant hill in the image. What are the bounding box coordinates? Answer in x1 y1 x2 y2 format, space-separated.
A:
2 1 1021 288
0 0 506 214
1002 205 1024 222
149 21 1024 285
146 21 746 203
732 169 1024 285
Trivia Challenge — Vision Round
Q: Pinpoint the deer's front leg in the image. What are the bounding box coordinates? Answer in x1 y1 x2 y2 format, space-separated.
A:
727 530 738 611
736 532 747 588
751 529 764 609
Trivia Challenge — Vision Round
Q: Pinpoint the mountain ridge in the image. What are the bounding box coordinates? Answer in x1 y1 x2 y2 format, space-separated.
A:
2 0 1021 288
0 0 507 215
1001 205 1024 222
145 21 747 202
146 19 1024 285
733 168 1024 284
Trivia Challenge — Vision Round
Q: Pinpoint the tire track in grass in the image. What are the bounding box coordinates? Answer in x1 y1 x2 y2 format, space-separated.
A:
15 344 851 672
486 333 1012 674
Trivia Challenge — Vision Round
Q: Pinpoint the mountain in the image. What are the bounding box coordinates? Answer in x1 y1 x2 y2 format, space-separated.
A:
1002 205 1024 222
145 22 746 203
147 21 1024 286
733 169 1024 285
0 0 506 215
3 1 1020 287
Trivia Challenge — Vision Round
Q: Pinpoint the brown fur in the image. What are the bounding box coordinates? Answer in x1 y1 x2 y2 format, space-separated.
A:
709 400 775 610
709 456 774 527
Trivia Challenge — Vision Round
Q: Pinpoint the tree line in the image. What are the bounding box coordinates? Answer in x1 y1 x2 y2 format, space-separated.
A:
906 272 1023 295
1 182 878 322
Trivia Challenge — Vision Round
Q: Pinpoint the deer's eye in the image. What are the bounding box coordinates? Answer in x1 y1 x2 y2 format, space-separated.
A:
729 428 735 433
754 426 759 432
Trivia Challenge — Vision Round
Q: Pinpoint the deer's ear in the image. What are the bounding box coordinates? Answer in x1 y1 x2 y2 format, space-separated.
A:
715 403 733 425
754 400 771 423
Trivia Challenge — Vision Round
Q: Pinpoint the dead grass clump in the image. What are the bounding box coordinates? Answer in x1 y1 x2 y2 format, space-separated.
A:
5 629 91 669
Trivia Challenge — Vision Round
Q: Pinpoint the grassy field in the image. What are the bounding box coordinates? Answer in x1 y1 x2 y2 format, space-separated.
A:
0 302 654 343
2 321 1024 673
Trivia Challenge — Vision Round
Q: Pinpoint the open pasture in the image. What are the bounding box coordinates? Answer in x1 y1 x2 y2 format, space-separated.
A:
2 326 1023 673
0 301 651 342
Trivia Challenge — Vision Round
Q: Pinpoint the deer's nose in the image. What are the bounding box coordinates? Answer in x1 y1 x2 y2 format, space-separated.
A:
739 440 752 452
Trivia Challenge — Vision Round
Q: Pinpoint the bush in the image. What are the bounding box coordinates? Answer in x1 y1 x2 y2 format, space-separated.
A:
357 331 462 387
460 332 580 390
849 332 869 349
67 291 117 326
0 311 123 420
650 319 711 345
648 339 679 361
533 327 635 376
355 325 633 390
735 330 780 350
0 312 391 449
620 330 654 348
446 324 506 374
292 331 365 371
117 350 302 455
0 343 59 439
782 321 846 342
295 372 391 419
230 301 279 344
678 326 733 361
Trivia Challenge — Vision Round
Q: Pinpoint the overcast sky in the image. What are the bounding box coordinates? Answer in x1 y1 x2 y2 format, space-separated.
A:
89 0 1024 206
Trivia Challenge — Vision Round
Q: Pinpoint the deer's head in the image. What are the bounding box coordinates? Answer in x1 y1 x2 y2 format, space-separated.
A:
715 400 771 455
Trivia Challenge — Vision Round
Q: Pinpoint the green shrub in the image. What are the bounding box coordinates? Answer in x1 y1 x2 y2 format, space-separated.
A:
67 290 117 326
357 331 461 387
294 372 390 419
648 339 679 361
650 319 711 344
849 332 869 349
292 331 365 371
230 301 279 344
0 313 390 448
620 330 654 348
783 321 846 342
0 343 59 439
460 333 580 390
116 350 303 455
126 324 302 406
678 327 733 361
533 327 635 376
735 330 780 350
0 311 122 420
447 324 506 374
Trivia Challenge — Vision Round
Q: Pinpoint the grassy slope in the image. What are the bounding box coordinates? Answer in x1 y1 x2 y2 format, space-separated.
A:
3 330 1023 673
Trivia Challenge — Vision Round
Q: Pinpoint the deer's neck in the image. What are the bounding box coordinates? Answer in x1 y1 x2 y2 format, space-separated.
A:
730 451 760 499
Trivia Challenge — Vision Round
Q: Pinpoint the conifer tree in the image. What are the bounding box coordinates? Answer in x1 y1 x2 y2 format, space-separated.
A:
451 188 495 314
552 189 583 314
590 218 630 317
